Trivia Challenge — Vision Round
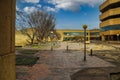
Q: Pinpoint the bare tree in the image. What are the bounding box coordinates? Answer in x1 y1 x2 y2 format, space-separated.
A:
16 11 36 45
52 30 61 40
16 10 56 44
31 11 56 43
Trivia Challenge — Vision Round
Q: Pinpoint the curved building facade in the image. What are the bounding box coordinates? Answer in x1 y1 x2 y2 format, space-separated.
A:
100 0 120 41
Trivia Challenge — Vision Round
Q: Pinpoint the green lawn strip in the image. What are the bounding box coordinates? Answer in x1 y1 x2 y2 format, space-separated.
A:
15 47 23 51
31 45 39 49
17 49 39 55
16 55 39 66
38 45 47 49
30 43 49 49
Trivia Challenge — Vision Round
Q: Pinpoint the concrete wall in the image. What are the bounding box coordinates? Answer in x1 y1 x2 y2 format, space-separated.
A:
15 31 28 46
100 18 120 27
100 0 119 11
0 0 16 80
100 0 120 41
100 8 120 20
100 30 120 35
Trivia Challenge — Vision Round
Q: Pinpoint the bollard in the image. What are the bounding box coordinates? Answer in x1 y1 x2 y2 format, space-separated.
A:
67 45 69 51
90 48 93 56
51 47 53 51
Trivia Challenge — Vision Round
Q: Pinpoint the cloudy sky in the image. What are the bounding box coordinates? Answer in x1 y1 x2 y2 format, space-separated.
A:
16 0 106 29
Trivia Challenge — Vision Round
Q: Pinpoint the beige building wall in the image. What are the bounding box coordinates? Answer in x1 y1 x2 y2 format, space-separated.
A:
100 0 120 41
101 30 120 36
15 31 29 46
100 18 120 28
0 0 16 80
15 29 100 46
100 7 120 20
100 0 119 11
56 29 86 41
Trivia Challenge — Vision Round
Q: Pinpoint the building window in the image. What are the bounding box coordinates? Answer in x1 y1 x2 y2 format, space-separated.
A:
100 25 120 32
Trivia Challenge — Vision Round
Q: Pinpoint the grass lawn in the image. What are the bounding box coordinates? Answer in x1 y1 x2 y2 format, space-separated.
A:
31 44 47 49
16 48 39 66
17 49 39 55
16 55 39 66
15 46 23 51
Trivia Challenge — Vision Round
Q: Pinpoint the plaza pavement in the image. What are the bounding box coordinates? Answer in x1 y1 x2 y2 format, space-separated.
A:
34 50 115 80
16 42 117 80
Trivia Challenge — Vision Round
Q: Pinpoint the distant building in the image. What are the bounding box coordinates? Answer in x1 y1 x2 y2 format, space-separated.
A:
56 29 100 42
15 29 100 46
100 0 120 41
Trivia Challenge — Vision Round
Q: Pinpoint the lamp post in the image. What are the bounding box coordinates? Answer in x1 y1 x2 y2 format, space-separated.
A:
66 33 69 51
117 34 119 43
50 31 54 51
83 25 87 61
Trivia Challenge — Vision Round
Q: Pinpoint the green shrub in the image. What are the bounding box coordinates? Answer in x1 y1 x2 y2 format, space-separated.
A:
16 55 39 66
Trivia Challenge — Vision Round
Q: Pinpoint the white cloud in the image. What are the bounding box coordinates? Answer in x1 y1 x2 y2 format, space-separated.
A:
45 6 57 12
46 0 106 11
23 7 38 13
16 6 19 11
24 0 40 3
37 4 42 8
56 2 80 11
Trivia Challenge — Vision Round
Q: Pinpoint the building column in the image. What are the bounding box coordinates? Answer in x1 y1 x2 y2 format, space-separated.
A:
101 35 105 41
0 0 16 80
109 35 112 41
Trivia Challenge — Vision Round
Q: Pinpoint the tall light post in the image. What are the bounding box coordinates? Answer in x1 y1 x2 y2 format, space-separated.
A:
50 31 54 51
83 25 87 61
66 33 69 51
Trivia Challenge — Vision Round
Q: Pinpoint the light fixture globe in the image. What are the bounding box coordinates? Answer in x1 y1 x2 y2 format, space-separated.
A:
117 34 119 36
83 25 87 29
50 31 53 34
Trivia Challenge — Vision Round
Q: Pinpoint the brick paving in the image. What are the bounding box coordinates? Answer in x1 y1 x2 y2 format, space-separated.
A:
16 42 116 80
34 50 115 80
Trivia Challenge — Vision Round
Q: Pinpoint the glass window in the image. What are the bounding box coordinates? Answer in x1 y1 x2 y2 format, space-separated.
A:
63 32 84 36
90 32 99 35
100 25 120 32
